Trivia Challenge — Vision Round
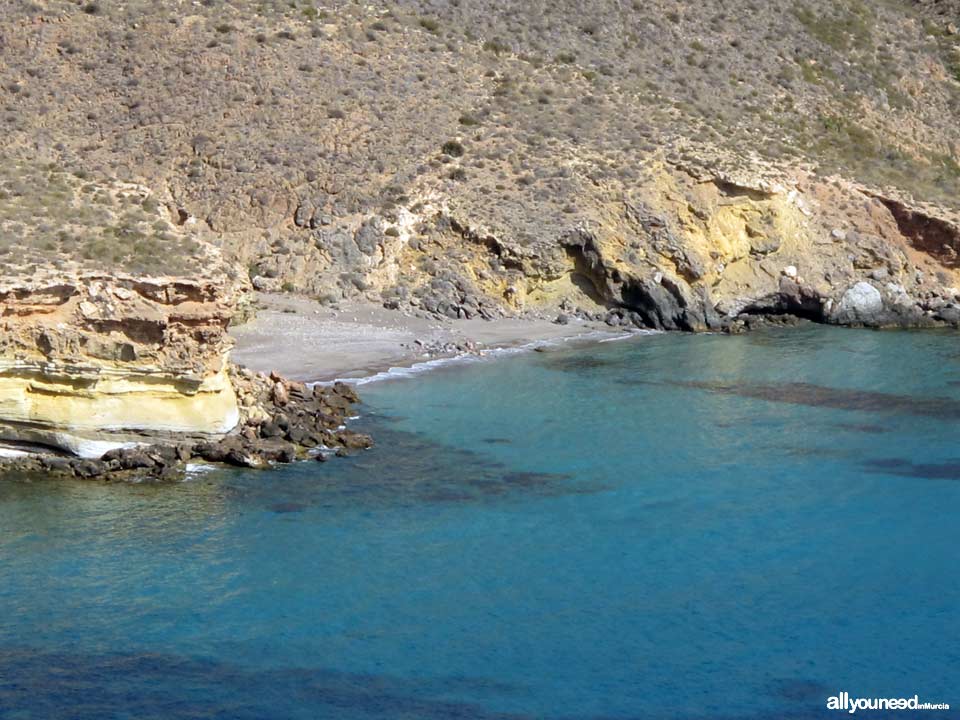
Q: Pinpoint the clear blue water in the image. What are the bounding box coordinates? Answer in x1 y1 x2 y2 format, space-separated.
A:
1 327 959 719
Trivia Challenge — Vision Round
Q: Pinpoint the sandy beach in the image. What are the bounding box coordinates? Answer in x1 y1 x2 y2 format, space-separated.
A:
230 293 623 382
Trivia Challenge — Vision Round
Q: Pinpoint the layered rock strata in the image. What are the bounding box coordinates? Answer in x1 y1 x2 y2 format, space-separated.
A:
1 373 372 481
0 272 240 457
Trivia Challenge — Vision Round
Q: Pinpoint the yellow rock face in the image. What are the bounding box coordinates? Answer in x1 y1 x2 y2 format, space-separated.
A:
0 363 239 457
0 272 242 457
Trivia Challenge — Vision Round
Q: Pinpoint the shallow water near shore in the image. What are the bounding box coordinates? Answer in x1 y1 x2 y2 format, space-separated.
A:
1 326 958 719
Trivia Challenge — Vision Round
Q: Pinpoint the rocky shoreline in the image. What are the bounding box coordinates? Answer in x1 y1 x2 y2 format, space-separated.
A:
3 304 959 482
0 367 372 481
2 0 959 484
573 276 960 334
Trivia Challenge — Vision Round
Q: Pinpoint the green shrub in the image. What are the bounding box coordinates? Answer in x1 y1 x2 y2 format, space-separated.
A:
482 39 510 55
441 140 465 157
792 2 872 51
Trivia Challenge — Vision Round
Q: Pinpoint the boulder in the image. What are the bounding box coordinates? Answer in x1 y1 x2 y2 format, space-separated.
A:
834 282 884 325
272 381 290 407
331 382 360 403
336 431 374 450
936 306 960 325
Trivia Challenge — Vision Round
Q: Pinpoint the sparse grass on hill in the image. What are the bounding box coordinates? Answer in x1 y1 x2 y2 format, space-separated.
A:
0 160 207 277
0 0 957 292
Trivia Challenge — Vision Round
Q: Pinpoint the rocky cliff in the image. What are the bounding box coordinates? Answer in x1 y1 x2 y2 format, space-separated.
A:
5 0 957 333
0 167 245 458
412 158 960 331
0 271 240 457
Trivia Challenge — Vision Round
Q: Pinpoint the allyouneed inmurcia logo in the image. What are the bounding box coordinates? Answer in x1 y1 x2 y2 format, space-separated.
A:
827 692 950 714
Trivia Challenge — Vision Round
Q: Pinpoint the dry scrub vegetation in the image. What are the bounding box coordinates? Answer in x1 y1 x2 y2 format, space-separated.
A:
0 0 958 289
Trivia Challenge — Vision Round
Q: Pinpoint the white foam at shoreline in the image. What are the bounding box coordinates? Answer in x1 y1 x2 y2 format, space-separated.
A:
598 332 645 343
310 328 658 387
185 463 216 474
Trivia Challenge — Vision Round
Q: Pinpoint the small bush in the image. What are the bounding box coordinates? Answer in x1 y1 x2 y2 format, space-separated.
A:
483 39 510 55
441 140 465 157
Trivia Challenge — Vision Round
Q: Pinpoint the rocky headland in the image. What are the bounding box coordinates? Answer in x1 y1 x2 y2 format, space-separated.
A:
1 0 959 478
0 271 239 458
0 170 371 479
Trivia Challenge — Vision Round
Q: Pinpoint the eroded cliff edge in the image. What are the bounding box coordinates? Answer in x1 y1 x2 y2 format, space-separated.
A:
0 170 371 476
0 266 373 478
0 166 243 460
0 272 239 457
246 155 960 334
423 160 960 332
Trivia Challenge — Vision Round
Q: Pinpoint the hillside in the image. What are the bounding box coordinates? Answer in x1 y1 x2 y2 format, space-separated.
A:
1 0 959 329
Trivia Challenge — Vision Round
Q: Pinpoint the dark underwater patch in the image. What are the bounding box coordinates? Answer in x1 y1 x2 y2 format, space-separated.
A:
140 416 601 517
775 445 856 460
767 678 834 703
302 423 597 508
416 470 576 503
0 646 534 720
538 354 618 373
0 646 851 720
661 380 960 420
862 458 960 480
829 422 889 434
482 437 512 445
503 470 571 486
268 502 308 514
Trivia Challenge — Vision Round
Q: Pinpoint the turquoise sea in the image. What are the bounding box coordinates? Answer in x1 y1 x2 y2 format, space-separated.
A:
1 327 958 719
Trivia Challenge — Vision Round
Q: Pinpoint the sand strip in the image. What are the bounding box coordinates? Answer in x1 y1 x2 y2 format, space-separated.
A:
230 293 622 382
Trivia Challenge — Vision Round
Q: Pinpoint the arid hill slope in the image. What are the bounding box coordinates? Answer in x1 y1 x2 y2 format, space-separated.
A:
1 0 959 330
